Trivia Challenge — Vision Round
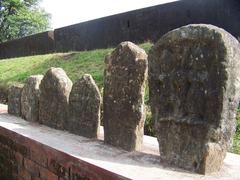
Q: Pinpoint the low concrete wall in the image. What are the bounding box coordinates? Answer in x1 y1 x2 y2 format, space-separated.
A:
0 106 126 179
0 31 54 59
0 104 239 179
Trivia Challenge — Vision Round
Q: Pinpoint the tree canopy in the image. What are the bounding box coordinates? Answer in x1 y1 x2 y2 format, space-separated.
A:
0 0 51 42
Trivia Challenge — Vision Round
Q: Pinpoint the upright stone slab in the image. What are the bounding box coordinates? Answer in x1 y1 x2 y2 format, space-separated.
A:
68 74 101 138
39 68 72 130
21 75 43 122
103 41 148 151
8 85 23 116
149 24 240 174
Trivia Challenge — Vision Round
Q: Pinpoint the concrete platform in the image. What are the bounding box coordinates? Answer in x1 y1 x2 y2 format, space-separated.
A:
0 104 239 179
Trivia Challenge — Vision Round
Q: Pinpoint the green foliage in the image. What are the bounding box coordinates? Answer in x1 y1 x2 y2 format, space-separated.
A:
144 106 155 136
0 0 50 42
232 109 240 154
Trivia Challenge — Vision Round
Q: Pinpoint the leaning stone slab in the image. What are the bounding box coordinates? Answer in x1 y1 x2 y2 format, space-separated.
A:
8 85 23 116
21 75 43 122
148 24 240 174
68 74 101 138
103 41 148 151
39 67 72 130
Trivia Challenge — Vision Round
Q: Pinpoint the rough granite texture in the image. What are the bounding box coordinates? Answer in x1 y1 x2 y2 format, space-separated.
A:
39 67 72 130
8 85 23 116
21 75 43 122
68 74 101 138
149 24 240 174
103 41 148 151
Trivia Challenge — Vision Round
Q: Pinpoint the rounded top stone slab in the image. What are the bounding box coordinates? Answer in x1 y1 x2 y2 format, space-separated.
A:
151 24 240 66
105 41 148 66
157 24 239 44
39 67 72 129
149 24 240 173
68 74 101 138
40 67 73 97
103 41 148 151
149 24 240 126
78 74 99 89
25 75 44 83
21 75 43 122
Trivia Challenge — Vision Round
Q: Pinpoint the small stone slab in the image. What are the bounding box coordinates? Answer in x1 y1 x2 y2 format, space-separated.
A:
39 67 72 130
148 24 240 174
21 75 43 122
103 41 148 151
8 85 23 116
68 74 101 138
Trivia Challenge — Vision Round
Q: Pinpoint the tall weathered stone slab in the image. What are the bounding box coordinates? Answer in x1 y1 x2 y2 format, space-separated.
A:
149 24 240 174
8 85 23 116
103 41 148 151
39 67 72 130
68 74 101 138
21 75 43 122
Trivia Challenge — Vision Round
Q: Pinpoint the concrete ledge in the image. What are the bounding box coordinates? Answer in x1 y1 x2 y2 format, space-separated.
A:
0 104 239 179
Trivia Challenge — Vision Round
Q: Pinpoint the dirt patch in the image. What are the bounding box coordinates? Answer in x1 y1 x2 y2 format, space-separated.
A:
51 52 77 61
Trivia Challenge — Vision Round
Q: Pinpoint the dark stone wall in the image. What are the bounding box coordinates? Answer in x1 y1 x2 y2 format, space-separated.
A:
0 0 240 58
54 0 240 52
0 31 54 59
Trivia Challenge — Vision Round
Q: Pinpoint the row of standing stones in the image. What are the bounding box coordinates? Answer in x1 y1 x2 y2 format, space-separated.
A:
7 24 240 174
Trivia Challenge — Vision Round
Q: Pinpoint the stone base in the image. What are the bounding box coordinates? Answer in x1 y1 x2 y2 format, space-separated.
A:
156 121 226 174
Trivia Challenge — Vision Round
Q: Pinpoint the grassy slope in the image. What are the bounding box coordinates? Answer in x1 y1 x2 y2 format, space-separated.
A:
0 49 112 89
0 43 151 89
0 42 239 154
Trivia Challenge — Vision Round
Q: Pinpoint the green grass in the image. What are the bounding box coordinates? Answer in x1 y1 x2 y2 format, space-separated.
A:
0 42 239 154
232 110 240 154
0 42 152 89
0 49 111 89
